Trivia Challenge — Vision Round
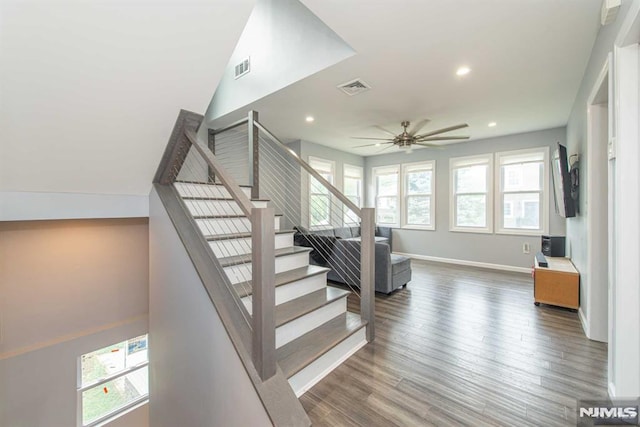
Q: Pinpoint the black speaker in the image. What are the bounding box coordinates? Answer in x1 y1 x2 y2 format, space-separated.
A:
541 235 565 257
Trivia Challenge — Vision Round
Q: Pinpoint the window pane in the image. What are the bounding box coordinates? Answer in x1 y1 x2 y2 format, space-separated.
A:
456 194 486 227
311 174 330 195
344 177 360 197
502 162 542 192
455 165 487 193
310 194 330 226
377 173 398 196
503 193 540 229
82 367 149 425
376 196 397 224
407 170 431 195
407 196 430 225
81 335 148 387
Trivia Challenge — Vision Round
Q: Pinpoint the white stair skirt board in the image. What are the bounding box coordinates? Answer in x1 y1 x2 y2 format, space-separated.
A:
196 216 281 235
209 233 293 258
224 251 310 285
174 182 252 199
242 273 329 313
183 199 268 216
289 328 367 398
276 299 347 349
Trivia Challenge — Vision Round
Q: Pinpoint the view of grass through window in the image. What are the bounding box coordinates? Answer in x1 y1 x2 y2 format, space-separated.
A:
80 335 148 426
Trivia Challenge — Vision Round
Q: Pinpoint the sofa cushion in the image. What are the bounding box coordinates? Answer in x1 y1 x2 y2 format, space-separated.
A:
390 254 411 275
333 227 353 239
349 226 361 238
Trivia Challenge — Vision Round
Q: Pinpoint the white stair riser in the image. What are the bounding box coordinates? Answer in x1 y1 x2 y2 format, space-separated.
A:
242 273 328 313
288 328 367 397
184 199 268 217
175 183 252 199
209 233 293 258
196 216 281 235
275 299 347 349
224 251 310 285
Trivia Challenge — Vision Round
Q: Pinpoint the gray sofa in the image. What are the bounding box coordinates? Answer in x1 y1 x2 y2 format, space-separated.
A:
293 225 411 294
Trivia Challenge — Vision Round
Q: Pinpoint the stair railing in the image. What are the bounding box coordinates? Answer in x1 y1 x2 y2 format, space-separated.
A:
208 110 375 342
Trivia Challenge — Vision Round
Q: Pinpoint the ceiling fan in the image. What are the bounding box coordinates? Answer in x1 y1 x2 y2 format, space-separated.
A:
352 119 470 152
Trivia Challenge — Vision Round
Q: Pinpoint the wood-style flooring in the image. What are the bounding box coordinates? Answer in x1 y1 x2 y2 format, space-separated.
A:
299 260 608 426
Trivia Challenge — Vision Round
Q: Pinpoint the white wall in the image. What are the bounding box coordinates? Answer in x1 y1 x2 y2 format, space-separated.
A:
0 0 254 198
199 0 355 132
364 127 566 270
0 218 149 427
148 189 271 427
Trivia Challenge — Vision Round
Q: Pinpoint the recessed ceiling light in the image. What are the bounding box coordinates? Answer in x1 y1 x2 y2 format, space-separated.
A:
456 66 471 76
488 122 497 127
305 116 314 123
375 143 381 147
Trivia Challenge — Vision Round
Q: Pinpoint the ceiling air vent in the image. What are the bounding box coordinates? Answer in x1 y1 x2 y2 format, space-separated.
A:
234 57 250 79
337 78 371 96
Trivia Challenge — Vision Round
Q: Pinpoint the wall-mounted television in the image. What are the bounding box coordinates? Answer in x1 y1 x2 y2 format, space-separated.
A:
551 142 576 218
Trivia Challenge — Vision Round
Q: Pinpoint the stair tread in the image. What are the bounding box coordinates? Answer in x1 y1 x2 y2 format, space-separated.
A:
234 265 330 298
275 287 351 327
193 213 283 219
175 180 251 188
205 229 295 241
182 196 270 202
219 246 312 268
277 312 367 379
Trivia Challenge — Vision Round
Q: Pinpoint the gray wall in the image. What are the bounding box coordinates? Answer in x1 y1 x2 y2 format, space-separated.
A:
565 0 633 317
365 127 567 269
148 189 271 427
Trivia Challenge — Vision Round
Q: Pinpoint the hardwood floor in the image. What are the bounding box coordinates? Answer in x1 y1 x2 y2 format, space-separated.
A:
299 260 608 426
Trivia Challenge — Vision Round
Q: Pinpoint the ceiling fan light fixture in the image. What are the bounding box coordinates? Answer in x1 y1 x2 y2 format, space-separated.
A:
456 66 471 76
488 121 497 127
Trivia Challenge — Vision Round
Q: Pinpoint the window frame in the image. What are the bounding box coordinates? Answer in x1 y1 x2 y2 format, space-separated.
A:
343 163 363 225
449 154 494 233
372 165 401 227
77 334 149 427
401 160 436 230
308 156 336 229
495 147 549 235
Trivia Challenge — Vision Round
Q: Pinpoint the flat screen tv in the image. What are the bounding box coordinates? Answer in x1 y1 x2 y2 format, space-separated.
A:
551 142 576 218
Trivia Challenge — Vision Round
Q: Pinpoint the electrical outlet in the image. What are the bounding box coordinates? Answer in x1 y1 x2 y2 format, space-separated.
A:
523 242 531 254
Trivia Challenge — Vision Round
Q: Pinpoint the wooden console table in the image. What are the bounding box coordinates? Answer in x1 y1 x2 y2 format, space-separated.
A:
533 256 580 310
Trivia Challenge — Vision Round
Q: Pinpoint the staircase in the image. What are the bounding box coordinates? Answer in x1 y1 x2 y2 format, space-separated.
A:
152 110 375 425
174 180 367 396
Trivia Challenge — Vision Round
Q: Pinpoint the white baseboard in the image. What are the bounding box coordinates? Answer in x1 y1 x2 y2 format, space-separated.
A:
0 191 149 221
608 382 616 400
395 252 531 274
579 307 590 337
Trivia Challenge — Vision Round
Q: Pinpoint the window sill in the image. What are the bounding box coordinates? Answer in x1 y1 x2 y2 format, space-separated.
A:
400 225 435 231
496 228 547 237
449 227 493 234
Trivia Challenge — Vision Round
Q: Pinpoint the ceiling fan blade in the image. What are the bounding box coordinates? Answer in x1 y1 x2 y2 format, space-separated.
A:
378 144 396 153
353 142 394 148
417 135 470 142
408 119 430 136
350 136 395 141
415 123 469 139
373 125 398 138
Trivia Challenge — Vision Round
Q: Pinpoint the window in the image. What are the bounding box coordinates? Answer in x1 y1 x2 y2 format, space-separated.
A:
78 334 149 427
343 164 363 224
402 161 435 229
496 148 548 234
308 157 335 227
373 165 400 226
450 154 493 232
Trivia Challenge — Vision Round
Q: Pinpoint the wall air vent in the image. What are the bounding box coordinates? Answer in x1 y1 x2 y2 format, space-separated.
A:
601 0 621 25
337 78 371 96
234 57 250 79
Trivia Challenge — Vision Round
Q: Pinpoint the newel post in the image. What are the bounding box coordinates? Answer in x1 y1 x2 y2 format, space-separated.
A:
360 207 376 342
248 110 260 199
251 207 276 380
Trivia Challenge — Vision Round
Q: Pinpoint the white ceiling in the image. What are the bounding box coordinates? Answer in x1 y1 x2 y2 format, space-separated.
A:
216 0 603 156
